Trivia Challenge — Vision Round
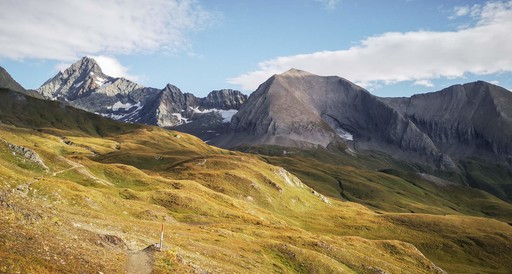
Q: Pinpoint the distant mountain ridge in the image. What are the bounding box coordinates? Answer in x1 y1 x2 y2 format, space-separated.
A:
36 57 247 127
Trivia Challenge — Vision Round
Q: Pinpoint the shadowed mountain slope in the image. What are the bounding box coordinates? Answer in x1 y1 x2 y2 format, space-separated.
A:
381 81 512 162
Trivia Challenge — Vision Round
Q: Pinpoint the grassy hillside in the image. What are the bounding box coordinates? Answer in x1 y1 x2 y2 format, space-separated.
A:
241 145 512 224
1 89 512 273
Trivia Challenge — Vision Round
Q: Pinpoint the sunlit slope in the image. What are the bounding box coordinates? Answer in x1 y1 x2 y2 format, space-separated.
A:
0 89 511 273
244 145 512 224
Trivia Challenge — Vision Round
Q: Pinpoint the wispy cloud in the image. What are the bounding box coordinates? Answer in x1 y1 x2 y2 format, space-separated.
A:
412 80 434 88
316 0 341 10
54 56 142 82
229 1 512 91
449 6 470 19
91 56 141 82
0 0 213 61
449 4 482 19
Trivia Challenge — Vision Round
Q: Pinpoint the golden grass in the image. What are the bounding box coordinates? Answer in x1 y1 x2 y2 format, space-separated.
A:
0 124 511 273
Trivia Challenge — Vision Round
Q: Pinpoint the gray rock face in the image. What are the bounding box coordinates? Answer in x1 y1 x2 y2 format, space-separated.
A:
202 89 247 110
36 57 147 121
135 84 198 127
211 69 512 170
38 57 136 100
35 57 246 128
135 85 247 128
381 81 512 161
226 70 342 148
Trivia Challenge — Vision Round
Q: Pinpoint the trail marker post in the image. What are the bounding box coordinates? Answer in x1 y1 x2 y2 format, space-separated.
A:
160 223 164 251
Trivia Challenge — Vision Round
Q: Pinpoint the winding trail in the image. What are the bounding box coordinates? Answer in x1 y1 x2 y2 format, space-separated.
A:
127 250 153 274
52 156 112 186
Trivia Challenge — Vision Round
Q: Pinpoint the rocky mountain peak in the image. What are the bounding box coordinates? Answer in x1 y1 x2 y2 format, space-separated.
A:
279 68 314 78
202 89 247 110
60 56 104 79
162 84 183 96
37 56 116 100
215 70 467 170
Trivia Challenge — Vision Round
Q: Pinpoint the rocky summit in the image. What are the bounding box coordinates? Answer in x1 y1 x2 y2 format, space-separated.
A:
36 57 247 128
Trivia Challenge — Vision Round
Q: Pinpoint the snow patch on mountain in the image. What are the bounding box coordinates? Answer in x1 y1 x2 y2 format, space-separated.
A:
95 77 107 86
172 113 189 125
336 127 353 141
190 107 238 123
111 101 139 111
218 109 238 123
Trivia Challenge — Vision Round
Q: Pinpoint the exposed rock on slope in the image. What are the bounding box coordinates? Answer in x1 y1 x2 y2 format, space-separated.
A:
3 140 49 171
37 57 148 121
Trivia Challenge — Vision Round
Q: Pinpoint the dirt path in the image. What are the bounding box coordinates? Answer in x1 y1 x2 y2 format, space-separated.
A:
127 251 153 274
52 156 112 186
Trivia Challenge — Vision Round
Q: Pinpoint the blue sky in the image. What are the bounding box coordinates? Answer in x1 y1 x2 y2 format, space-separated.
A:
1 0 511 97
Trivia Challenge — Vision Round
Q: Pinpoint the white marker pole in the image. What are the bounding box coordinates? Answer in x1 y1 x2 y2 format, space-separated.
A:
159 223 164 251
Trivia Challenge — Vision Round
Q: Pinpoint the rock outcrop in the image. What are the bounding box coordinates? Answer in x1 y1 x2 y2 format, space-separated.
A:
4 140 49 171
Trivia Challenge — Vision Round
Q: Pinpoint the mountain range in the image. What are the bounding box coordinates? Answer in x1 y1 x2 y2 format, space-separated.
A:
37 57 247 128
1 59 512 273
6 58 509 197
34 59 512 171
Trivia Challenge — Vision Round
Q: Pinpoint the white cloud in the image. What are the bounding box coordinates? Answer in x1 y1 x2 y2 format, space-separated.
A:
449 4 482 20
91 56 140 82
316 0 341 10
413 80 434 87
450 6 470 18
229 0 512 91
0 0 212 61
55 63 71 73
